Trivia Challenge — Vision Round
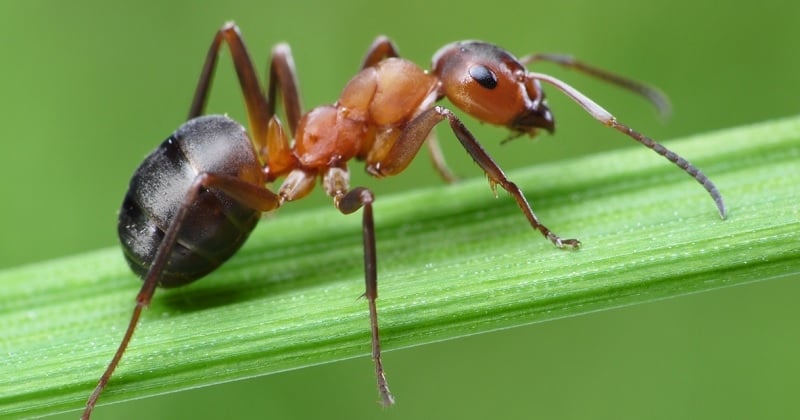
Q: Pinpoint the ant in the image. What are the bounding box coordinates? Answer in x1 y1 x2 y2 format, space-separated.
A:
82 22 726 419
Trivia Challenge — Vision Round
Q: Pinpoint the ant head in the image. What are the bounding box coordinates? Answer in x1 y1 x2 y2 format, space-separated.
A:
432 41 554 136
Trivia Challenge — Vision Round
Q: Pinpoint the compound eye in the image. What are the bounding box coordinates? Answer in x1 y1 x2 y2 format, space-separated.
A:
468 64 498 89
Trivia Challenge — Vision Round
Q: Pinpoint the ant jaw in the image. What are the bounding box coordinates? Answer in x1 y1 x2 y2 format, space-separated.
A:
510 103 555 135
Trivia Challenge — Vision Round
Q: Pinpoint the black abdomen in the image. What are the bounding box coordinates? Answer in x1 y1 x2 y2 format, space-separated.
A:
118 115 263 287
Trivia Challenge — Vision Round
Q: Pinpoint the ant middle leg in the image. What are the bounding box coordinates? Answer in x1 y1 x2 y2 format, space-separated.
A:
187 23 306 151
323 166 395 407
266 43 303 134
188 22 270 139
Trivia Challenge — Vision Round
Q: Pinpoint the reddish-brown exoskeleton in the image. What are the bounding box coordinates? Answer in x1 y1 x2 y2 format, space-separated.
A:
82 22 726 418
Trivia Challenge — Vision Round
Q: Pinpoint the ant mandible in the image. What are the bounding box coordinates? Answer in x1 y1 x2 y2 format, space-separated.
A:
82 22 726 419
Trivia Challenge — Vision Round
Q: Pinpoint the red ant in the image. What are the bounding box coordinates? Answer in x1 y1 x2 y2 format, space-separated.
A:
82 22 726 418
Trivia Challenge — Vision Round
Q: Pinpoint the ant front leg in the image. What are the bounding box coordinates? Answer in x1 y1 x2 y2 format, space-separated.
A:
370 106 580 249
359 36 458 183
323 167 395 406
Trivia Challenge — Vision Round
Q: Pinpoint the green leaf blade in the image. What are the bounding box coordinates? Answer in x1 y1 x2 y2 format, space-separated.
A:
1 116 798 418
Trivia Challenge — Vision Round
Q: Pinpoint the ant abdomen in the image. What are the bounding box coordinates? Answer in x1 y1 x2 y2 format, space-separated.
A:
118 115 263 288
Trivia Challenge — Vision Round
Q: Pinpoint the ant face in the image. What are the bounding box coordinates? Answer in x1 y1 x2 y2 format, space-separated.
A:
432 41 555 136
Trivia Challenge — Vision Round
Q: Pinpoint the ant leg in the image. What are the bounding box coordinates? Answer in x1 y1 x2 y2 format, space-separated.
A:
261 116 299 181
359 37 458 183
529 71 726 219
425 130 458 183
323 167 395 406
186 23 302 173
82 173 281 420
520 53 671 117
369 106 579 248
266 43 303 135
360 36 400 68
187 23 271 148
341 186 394 406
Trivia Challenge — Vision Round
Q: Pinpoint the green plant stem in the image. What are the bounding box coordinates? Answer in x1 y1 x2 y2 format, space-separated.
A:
2 116 799 418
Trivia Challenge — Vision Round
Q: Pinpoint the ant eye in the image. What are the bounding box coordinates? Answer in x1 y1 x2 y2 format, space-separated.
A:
468 65 498 89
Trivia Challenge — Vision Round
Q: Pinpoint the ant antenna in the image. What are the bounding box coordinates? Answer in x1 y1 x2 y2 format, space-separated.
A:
520 53 672 118
528 71 727 219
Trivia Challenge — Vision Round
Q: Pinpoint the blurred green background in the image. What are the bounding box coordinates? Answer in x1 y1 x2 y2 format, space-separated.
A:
1 1 798 419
